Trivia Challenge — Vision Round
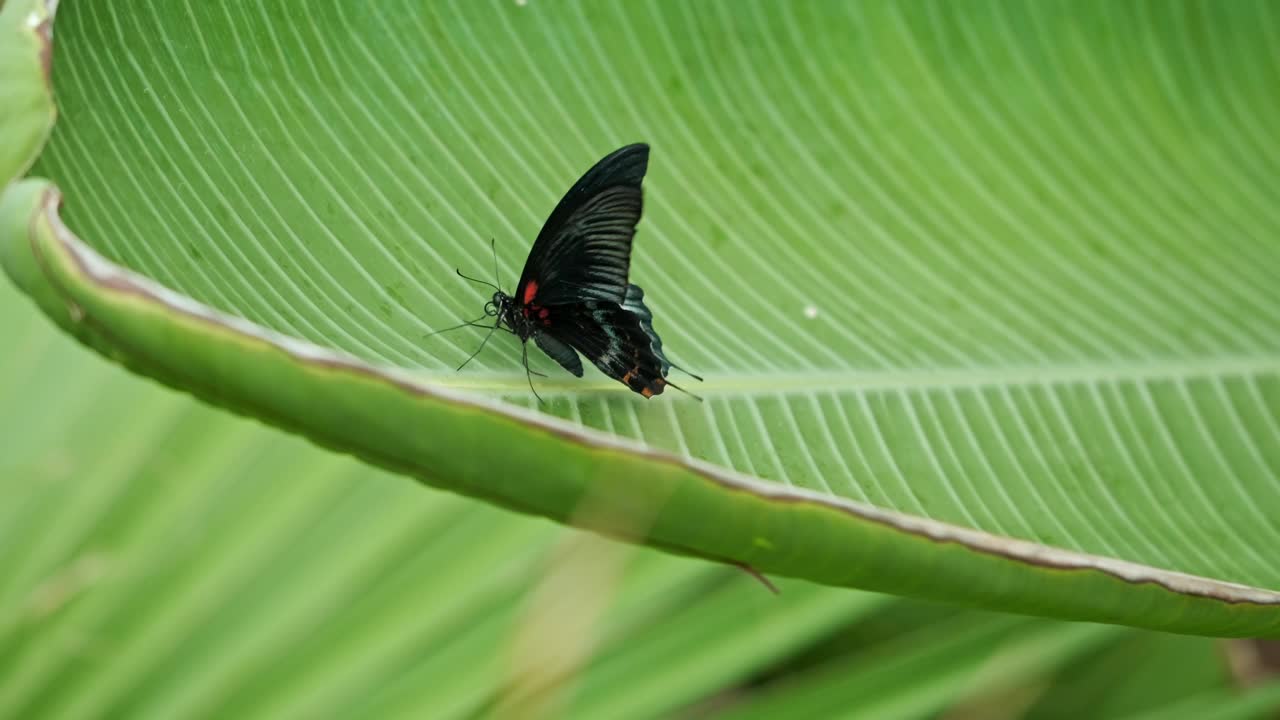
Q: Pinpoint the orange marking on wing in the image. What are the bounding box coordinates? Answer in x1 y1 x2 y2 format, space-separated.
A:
640 378 666 398
621 370 634 384
522 280 539 304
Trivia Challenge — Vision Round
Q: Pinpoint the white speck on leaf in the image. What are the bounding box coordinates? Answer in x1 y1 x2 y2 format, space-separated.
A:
804 305 819 319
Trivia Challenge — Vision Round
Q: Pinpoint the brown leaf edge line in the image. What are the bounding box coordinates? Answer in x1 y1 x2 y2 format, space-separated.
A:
34 0 60 88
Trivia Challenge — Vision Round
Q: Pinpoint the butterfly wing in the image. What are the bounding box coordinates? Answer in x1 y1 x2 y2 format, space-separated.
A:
539 284 674 398
515 144 649 309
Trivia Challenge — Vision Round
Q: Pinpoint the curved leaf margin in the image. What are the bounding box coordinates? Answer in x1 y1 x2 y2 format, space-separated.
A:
0 0 58 187
2 179 1278 638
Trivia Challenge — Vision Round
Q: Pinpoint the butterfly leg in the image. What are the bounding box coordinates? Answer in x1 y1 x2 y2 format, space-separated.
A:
456 320 500 371
521 343 545 403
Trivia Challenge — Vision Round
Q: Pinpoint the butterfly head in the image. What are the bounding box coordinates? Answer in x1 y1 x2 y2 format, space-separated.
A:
488 290 516 319
483 292 503 319
487 290 531 338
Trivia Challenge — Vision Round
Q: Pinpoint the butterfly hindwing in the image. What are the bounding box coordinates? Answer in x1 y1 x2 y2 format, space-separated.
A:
543 284 672 397
516 144 649 308
619 284 673 375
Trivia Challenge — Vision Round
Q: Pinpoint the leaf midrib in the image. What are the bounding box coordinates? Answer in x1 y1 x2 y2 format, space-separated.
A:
407 355 1280 396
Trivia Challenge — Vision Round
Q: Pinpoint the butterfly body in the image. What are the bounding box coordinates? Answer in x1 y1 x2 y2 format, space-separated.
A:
453 143 701 401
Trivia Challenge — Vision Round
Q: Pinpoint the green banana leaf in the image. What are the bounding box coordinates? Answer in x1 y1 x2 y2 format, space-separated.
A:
9 270 1280 716
3 0 1280 637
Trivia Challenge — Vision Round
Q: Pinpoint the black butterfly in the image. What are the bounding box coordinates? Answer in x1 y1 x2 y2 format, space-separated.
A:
430 143 702 402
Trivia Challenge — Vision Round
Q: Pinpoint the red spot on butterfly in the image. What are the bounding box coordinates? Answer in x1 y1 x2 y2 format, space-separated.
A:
522 280 539 305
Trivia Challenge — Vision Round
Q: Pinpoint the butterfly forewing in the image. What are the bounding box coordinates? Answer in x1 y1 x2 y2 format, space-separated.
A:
516 144 649 308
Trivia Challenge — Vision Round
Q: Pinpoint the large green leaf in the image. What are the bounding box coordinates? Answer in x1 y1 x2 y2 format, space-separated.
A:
3 0 1280 636
19 258 1280 719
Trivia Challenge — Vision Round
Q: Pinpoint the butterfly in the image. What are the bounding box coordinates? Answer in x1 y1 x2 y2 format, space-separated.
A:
430 143 702 402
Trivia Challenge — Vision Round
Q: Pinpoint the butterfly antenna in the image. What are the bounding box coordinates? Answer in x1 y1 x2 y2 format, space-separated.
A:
521 343 545 404
422 313 491 339
490 238 502 292
457 320 500 371
456 268 501 292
